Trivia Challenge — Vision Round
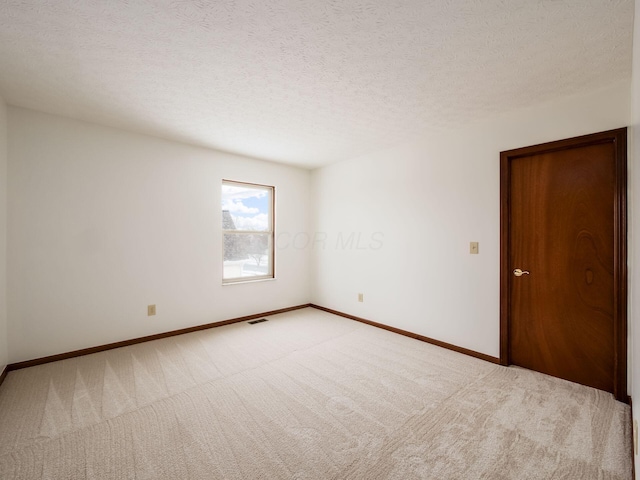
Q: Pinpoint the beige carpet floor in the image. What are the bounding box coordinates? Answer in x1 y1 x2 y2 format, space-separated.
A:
0 307 632 479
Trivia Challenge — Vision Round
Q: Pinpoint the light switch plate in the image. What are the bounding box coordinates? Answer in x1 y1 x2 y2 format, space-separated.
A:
470 242 479 254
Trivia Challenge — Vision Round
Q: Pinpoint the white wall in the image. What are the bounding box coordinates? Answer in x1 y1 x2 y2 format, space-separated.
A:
0 97 7 373
311 81 631 358
630 0 640 470
2 79 633 376
7 108 311 363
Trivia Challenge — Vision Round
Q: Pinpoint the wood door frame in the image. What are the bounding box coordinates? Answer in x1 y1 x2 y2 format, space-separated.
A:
499 128 628 402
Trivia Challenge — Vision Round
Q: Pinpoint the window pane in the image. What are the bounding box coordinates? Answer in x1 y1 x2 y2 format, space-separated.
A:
223 233 271 280
222 183 270 232
222 180 274 283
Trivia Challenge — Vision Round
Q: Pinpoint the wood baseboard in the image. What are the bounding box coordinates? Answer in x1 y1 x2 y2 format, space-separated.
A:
309 304 501 365
6 303 499 375
0 365 7 388
7 304 311 371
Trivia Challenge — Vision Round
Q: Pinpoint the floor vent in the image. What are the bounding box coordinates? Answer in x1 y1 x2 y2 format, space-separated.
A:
248 318 268 325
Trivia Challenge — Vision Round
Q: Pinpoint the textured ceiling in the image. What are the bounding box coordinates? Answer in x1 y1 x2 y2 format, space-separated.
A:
0 0 634 168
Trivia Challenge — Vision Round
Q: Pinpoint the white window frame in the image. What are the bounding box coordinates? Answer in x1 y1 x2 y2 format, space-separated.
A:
222 180 275 285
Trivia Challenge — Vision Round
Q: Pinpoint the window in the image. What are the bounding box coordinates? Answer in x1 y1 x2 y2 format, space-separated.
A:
222 180 274 283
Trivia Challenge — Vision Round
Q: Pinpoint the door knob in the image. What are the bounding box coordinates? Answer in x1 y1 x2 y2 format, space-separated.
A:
513 268 530 277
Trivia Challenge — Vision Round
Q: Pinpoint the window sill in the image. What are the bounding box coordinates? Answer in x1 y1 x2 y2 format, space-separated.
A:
222 277 276 286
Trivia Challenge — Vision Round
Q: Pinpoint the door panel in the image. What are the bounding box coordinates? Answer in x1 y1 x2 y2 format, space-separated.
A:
500 129 627 401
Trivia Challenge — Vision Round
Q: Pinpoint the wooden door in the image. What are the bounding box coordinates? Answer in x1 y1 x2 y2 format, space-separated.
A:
500 129 627 402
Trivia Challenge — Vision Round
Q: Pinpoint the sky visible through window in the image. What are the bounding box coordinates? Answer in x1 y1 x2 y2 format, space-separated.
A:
222 184 269 231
